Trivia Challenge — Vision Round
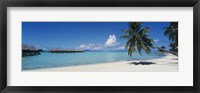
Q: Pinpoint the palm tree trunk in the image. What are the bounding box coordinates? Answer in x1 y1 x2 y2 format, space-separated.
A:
151 46 178 56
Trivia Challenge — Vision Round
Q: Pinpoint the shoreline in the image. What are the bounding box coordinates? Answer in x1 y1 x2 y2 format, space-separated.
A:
23 53 178 72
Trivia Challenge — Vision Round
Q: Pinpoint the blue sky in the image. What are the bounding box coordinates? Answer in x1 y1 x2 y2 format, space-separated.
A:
22 22 171 50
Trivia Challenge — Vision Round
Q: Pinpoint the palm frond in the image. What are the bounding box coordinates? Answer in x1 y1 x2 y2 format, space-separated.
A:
120 22 154 57
120 35 130 39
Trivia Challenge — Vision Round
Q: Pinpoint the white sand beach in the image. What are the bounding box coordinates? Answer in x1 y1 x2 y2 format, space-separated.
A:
25 53 178 72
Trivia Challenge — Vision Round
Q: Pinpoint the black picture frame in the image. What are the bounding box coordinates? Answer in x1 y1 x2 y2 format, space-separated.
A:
0 0 199 93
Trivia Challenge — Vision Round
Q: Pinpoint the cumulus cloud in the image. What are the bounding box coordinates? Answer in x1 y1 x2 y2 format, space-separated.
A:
153 39 159 43
117 46 125 50
79 43 103 50
79 34 121 50
105 34 119 47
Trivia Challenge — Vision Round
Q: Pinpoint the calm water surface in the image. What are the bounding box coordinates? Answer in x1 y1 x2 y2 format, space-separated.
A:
22 51 165 70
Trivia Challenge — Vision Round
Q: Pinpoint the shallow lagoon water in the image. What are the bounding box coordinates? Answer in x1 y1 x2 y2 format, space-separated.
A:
22 51 165 70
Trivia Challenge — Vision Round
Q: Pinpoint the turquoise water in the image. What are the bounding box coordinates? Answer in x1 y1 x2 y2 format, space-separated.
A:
22 51 165 70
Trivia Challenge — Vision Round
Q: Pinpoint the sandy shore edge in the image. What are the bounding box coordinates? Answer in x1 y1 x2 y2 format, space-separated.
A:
24 53 178 72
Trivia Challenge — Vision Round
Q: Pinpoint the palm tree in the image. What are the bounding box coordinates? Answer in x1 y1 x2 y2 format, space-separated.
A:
164 22 178 52
120 22 154 57
161 46 166 49
121 22 178 57
158 46 166 52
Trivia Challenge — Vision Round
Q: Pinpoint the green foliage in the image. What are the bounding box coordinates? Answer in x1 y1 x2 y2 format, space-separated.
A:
158 46 166 52
164 22 178 52
161 46 166 49
120 22 154 57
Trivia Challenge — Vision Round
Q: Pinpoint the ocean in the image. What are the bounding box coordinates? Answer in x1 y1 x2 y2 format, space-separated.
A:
22 51 165 70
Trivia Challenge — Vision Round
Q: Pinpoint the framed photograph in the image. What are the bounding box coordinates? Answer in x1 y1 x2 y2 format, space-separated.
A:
0 0 200 93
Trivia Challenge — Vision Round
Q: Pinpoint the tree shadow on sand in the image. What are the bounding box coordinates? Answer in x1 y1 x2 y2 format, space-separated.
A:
128 62 156 65
171 58 178 60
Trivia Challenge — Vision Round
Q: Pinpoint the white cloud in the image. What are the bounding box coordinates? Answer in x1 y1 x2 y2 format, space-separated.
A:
80 45 87 48
154 39 159 43
79 34 120 50
117 46 125 50
105 34 119 47
79 43 103 50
